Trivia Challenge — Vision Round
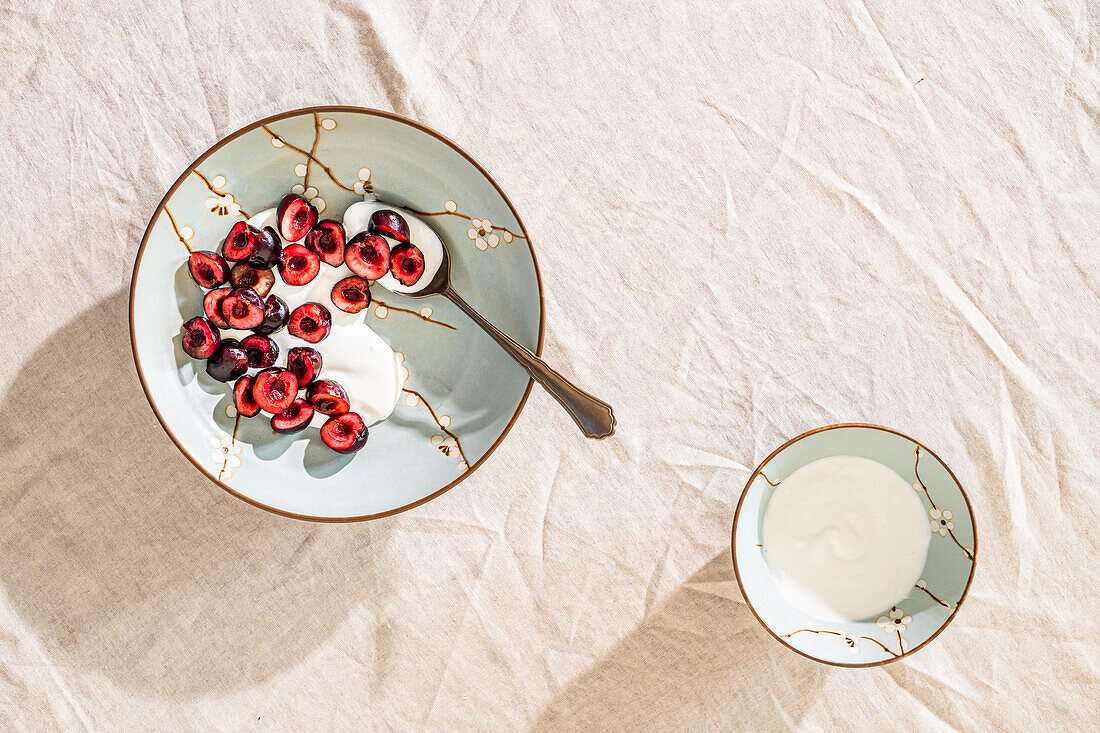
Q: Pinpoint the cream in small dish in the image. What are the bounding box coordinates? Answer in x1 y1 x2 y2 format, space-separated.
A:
732 424 977 667
762 455 931 622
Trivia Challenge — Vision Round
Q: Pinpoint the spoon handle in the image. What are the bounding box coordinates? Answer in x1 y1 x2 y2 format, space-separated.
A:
443 286 616 439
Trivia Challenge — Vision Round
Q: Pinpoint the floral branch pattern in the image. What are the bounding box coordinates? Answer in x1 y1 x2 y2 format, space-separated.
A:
303 113 322 191
212 414 242 481
402 388 469 472
164 207 193 253
781 628 899 658
876 606 912 654
372 298 456 330
783 604 914 660
283 113 331 212
913 447 974 560
778 579 959 660
262 123 356 193
915 578 954 609
192 170 250 219
404 200 525 250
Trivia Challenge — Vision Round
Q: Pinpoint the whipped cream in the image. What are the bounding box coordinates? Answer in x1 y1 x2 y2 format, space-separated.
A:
229 208 404 426
343 198 445 295
762 456 930 621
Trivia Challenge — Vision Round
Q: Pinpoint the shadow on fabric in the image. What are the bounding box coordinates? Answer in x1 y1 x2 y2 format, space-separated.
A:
533 553 827 730
0 289 389 695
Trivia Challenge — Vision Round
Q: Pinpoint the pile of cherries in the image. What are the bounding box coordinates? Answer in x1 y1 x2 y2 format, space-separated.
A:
180 194 425 453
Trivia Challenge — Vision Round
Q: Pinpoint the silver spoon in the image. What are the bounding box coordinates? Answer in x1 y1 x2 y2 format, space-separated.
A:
399 239 615 439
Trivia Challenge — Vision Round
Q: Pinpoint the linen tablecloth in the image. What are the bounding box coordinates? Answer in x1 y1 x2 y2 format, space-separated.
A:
1 0 1097 729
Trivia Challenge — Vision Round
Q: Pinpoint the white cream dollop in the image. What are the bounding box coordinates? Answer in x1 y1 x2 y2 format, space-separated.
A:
343 199 445 295
761 456 931 622
237 208 404 426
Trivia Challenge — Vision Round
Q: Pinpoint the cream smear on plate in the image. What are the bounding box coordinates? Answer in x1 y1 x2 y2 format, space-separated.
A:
234 208 404 426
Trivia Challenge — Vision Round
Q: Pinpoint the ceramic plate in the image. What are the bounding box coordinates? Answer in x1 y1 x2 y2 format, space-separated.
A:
130 107 543 520
732 424 977 666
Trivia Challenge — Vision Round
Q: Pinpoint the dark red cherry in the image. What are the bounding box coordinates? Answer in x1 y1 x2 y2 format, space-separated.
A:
221 221 258 261
345 232 390 280
367 209 409 243
286 346 322 387
330 276 371 313
388 243 425 287
181 317 220 359
270 398 314 433
233 375 261 417
320 412 368 453
230 262 275 297
287 302 331 343
277 194 318 242
304 220 346 267
188 251 229 289
252 367 299 415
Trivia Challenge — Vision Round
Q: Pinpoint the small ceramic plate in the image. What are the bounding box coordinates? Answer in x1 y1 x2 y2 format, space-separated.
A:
130 107 543 521
732 424 977 666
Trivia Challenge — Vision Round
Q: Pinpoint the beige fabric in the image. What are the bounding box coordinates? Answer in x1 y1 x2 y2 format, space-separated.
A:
1 0 1098 729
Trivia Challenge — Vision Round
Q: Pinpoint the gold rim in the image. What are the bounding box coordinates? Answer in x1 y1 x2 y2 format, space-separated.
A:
730 423 978 668
129 106 546 522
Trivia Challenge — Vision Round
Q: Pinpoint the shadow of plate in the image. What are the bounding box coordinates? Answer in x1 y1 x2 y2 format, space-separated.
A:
533 553 826 731
0 289 394 695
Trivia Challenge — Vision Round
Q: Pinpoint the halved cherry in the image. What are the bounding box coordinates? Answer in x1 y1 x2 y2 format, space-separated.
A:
188 251 229 288
271 398 314 434
286 346 322 386
330 276 371 313
253 294 289 335
305 379 350 416
345 232 390 280
205 339 248 382
320 412 368 453
278 243 321 286
241 334 279 369
277 193 318 242
249 226 282 269
230 262 275 296
304 220 346 267
221 221 258 261
388 243 425 286
181 317 220 359
221 287 265 330
287 303 331 343
203 287 232 329
368 209 410 243
252 367 299 415
233 375 261 417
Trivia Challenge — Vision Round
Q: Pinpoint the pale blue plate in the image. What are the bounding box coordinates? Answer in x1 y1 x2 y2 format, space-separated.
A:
732 424 977 666
130 107 543 520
